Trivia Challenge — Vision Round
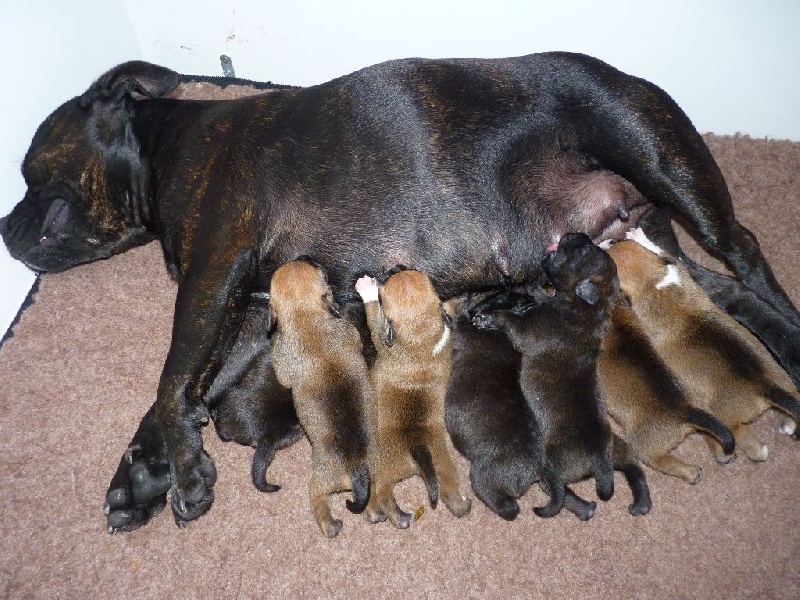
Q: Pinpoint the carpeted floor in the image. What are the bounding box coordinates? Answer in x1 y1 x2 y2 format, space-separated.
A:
0 80 799 598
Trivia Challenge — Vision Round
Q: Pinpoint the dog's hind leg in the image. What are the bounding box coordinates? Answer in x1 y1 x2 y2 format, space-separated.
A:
368 482 414 529
308 473 342 538
428 438 471 518
469 463 521 521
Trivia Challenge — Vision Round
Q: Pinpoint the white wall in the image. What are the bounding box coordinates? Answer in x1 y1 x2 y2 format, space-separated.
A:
2 0 799 338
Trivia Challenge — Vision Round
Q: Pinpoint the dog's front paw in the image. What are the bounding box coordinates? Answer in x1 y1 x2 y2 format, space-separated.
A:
105 442 171 533
170 450 218 527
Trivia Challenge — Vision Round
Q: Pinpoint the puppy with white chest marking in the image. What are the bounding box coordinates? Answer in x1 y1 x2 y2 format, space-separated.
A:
269 259 373 538
473 233 652 518
356 269 471 528
608 229 800 463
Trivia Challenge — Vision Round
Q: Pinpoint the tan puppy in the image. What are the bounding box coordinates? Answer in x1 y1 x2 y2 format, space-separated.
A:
599 300 735 483
607 230 800 462
269 259 373 538
356 270 471 528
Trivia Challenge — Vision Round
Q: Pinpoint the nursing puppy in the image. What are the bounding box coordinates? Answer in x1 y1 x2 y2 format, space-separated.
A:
356 270 471 528
269 259 372 537
474 233 652 517
205 293 304 492
445 304 565 521
598 299 735 484
608 230 800 462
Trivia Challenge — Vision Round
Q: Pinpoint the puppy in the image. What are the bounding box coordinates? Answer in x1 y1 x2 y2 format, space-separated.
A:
598 299 735 484
204 293 304 492
445 300 566 521
473 233 652 518
356 270 471 528
269 259 372 537
607 230 800 462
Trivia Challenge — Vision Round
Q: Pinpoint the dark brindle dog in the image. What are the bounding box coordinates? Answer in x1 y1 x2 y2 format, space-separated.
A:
2 53 799 531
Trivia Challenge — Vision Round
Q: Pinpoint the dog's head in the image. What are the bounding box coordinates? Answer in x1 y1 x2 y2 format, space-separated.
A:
376 269 453 353
542 232 618 307
606 236 683 303
0 61 181 273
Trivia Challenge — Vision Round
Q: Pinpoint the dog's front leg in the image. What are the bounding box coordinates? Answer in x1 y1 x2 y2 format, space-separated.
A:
156 249 257 526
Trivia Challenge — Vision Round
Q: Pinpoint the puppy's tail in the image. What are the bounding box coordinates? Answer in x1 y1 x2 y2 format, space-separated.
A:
686 408 735 456
533 464 565 518
411 445 440 509
345 463 371 514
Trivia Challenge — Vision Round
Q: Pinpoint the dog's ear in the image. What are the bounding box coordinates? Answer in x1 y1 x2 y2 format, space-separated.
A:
80 61 181 107
383 319 395 347
575 278 600 305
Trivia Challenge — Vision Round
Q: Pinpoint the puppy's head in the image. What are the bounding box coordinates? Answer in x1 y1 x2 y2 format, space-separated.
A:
269 259 339 323
542 232 618 307
0 61 181 273
606 238 682 302
376 269 452 353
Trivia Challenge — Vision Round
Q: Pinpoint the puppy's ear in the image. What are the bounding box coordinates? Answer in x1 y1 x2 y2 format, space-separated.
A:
323 294 342 319
383 319 395 347
575 278 599 306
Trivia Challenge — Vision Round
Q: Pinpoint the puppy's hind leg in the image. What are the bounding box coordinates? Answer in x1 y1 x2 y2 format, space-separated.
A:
427 439 471 518
652 454 703 484
612 437 652 516
731 423 769 462
308 472 342 538
469 462 520 521
251 424 305 493
562 486 597 521
368 482 414 529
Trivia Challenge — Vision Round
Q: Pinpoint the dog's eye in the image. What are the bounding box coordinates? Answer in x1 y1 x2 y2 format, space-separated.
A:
40 198 70 238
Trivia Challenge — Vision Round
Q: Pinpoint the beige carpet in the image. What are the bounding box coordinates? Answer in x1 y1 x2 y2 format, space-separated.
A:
1 107 799 598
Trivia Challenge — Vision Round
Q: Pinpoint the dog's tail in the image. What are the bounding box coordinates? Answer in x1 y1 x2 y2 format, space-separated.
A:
345 463 371 514
685 407 735 456
765 386 800 424
411 445 440 509
594 455 615 502
532 463 565 518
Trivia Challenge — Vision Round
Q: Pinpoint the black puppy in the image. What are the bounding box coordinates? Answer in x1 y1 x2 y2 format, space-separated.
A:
445 302 566 521
474 233 651 518
2 54 795 530
205 293 303 493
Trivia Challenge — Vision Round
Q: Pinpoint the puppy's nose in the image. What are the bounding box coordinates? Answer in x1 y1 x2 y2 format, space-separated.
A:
546 241 559 253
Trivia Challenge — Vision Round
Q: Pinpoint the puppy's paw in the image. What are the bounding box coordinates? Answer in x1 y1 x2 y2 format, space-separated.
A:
778 418 797 436
687 466 703 485
492 498 521 521
322 519 343 538
170 450 217 526
628 498 652 516
355 276 379 303
445 494 472 518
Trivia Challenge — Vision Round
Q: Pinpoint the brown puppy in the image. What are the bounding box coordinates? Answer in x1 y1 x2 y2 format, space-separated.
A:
356 270 471 528
598 299 735 484
608 230 800 462
269 259 373 538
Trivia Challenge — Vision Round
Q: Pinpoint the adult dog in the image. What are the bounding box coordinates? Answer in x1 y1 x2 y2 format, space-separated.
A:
2 52 799 531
